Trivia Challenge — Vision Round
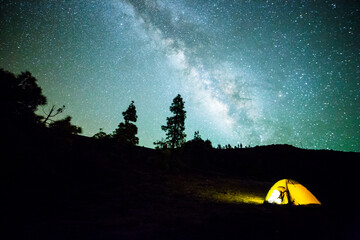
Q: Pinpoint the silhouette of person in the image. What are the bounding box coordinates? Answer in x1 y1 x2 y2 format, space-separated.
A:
277 186 286 203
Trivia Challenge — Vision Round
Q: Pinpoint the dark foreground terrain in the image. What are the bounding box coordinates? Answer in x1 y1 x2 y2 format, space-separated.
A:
2 129 360 239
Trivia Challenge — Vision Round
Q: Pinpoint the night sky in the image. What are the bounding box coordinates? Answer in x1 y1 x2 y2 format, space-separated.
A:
1 0 359 151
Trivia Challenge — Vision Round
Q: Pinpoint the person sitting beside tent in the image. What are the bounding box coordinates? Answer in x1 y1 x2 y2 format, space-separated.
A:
278 187 285 202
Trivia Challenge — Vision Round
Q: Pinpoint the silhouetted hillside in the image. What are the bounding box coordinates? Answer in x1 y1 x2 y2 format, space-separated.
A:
2 129 360 239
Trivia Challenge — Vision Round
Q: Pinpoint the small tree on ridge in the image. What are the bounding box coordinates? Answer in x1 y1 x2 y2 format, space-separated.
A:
113 101 139 145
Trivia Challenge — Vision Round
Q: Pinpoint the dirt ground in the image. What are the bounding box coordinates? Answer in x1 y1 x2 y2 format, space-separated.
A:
4 164 359 240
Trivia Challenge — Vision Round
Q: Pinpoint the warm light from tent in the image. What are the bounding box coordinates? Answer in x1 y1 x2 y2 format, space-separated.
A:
208 192 264 204
178 178 266 205
267 189 282 204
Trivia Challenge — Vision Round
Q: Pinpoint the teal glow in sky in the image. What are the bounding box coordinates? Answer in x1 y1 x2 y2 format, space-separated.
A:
1 0 359 151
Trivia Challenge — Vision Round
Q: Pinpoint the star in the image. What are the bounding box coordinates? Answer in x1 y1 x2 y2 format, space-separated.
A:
0 0 359 151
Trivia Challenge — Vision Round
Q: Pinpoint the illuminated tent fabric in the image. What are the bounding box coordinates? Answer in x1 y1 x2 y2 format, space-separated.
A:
264 179 321 205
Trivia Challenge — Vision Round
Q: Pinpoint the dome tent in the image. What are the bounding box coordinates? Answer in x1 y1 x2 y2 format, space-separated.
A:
264 179 321 205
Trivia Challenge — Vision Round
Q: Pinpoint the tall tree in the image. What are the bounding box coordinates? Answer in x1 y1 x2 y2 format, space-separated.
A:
1 69 47 124
113 101 139 145
159 94 186 149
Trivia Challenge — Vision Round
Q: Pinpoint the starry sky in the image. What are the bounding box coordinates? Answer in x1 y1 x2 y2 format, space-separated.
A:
1 0 359 151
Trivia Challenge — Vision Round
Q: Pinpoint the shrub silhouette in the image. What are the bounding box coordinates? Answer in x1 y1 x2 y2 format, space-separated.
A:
184 131 212 150
93 128 110 139
48 116 82 135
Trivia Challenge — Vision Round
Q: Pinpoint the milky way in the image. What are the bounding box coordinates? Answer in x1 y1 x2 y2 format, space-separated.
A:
1 0 359 151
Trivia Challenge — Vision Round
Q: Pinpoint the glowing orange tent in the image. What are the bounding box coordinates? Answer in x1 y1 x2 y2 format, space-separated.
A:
264 179 321 205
